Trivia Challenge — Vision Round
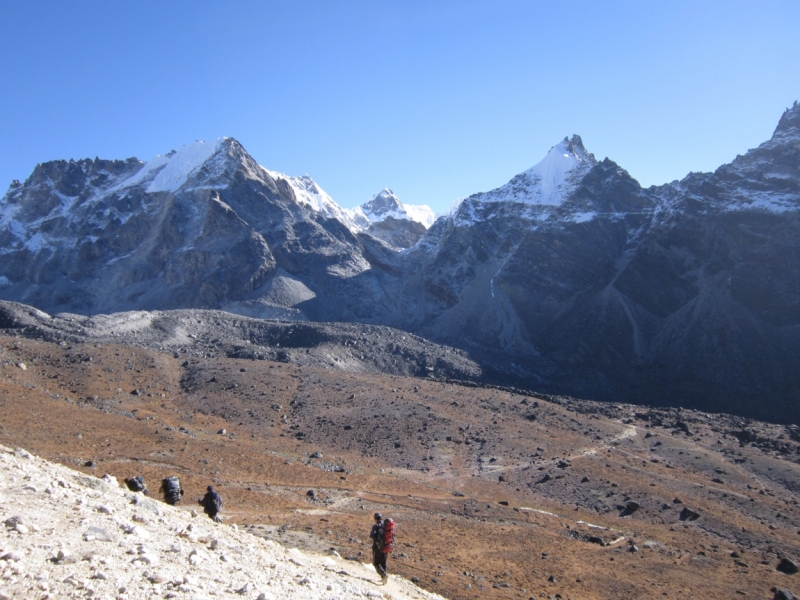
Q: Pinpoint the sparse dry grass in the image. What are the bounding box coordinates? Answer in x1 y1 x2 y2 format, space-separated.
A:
1 335 799 599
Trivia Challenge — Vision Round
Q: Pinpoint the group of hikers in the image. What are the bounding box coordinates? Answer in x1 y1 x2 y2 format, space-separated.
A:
123 475 223 522
123 475 397 583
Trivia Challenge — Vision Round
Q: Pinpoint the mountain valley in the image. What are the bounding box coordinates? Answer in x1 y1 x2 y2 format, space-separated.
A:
0 102 799 599
1 325 800 599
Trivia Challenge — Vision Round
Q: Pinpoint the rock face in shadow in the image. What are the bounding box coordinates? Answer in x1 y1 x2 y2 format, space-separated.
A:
365 216 428 249
1 104 800 421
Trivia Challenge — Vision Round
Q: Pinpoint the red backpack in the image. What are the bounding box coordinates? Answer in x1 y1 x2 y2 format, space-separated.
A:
382 518 395 553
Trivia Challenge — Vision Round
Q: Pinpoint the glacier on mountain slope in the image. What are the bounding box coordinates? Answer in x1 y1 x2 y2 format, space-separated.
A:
403 203 438 227
109 139 227 195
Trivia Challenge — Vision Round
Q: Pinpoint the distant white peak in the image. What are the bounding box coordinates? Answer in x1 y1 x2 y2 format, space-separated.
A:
474 135 596 206
111 138 227 194
358 188 437 228
364 188 403 214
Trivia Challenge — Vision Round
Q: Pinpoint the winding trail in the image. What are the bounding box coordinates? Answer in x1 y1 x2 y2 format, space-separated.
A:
478 422 639 477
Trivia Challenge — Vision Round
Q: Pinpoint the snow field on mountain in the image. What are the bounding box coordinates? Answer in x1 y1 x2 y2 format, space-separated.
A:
147 140 226 193
399 204 436 228
521 138 593 204
108 139 227 196
0 444 443 600
463 136 597 210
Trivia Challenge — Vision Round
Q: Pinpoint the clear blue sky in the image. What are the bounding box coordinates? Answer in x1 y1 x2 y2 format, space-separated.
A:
1 1 798 214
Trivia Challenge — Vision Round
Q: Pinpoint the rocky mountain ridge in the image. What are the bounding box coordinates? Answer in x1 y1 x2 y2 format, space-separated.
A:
1 103 799 421
398 102 800 421
0 299 483 382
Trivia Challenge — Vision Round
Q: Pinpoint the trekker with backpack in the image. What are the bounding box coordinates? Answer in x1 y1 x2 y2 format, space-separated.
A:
369 512 395 583
200 485 223 522
124 475 148 495
160 476 184 506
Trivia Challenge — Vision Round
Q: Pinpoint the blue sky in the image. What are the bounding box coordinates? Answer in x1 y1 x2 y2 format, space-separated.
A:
1 1 798 214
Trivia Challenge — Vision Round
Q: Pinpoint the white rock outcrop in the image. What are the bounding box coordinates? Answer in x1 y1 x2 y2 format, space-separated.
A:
0 444 444 600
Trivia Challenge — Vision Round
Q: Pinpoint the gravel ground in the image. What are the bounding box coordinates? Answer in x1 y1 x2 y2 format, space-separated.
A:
0 300 483 383
0 444 444 600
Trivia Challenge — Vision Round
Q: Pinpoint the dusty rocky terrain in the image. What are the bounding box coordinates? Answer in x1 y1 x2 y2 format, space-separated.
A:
0 301 483 382
0 443 444 600
1 333 800 599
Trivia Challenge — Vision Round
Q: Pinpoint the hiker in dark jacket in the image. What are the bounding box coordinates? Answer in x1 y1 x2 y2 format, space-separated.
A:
199 485 223 522
159 476 184 506
369 512 395 583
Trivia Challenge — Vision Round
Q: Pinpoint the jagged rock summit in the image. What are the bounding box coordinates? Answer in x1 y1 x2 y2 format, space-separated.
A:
467 134 597 207
0 443 443 599
353 188 436 228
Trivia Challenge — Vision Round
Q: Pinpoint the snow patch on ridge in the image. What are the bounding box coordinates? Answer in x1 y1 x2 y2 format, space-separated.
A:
147 139 225 192
264 170 362 231
265 175 436 235
107 156 165 193
267 171 336 214
108 139 226 195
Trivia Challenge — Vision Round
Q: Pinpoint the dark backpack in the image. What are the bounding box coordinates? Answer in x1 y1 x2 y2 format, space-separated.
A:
163 476 181 498
125 476 146 492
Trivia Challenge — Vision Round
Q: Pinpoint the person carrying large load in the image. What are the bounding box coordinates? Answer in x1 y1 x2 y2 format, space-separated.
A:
124 475 148 494
159 475 184 506
369 512 396 584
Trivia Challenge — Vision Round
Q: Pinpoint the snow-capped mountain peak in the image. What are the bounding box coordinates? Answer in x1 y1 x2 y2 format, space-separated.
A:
522 135 595 201
352 188 436 228
364 188 403 214
468 134 597 207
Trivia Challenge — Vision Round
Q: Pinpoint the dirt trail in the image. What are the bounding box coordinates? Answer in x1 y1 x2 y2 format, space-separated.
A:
479 422 639 477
